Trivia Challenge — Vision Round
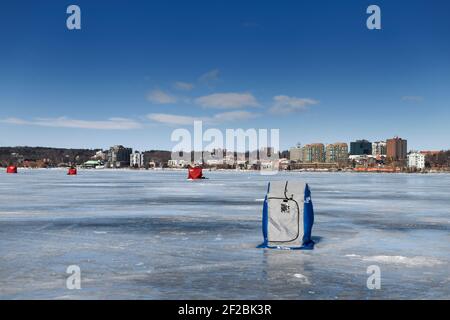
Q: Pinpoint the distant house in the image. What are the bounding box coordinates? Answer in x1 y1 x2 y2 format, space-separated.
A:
168 159 189 168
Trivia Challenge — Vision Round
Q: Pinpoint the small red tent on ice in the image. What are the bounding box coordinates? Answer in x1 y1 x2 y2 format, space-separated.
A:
6 165 18 174
67 167 77 175
187 166 203 180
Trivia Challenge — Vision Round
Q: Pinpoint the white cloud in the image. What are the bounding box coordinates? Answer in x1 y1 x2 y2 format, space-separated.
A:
1 117 142 130
2 117 28 125
195 92 260 109
174 81 194 91
269 95 319 114
147 110 259 126
402 96 423 102
146 113 203 125
147 89 177 104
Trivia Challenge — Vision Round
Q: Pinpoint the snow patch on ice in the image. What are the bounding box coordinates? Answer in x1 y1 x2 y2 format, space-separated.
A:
293 273 311 284
361 255 444 267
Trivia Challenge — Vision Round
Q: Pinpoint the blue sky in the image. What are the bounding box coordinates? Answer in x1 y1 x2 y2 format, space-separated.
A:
1 0 449 151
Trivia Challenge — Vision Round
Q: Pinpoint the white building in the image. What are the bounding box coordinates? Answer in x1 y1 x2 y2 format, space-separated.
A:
130 151 144 168
167 159 189 168
92 150 107 160
372 141 386 156
225 154 236 166
205 158 225 166
408 152 425 169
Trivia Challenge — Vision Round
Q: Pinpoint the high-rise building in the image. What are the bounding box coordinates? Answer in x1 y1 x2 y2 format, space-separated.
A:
302 143 325 163
108 145 132 168
326 143 349 164
372 141 386 156
130 151 144 168
350 140 372 155
386 137 407 161
289 144 303 162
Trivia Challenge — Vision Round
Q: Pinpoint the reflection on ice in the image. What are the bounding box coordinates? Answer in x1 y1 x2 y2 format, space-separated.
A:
0 169 449 299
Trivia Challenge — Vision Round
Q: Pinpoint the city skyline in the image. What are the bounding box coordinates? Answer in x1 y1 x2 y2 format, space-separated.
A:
0 135 443 154
1 0 450 151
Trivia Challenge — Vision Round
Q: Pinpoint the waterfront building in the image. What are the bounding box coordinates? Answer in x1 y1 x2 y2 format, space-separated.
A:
92 150 107 160
326 143 348 164
224 154 236 166
130 151 144 168
408 152 425 169
107 145 132 168
83 160 104 169
372 141 386 156
303 143 325 163
350 140 372 155
204 148 225 166
168 159 189 168
260 147 276 158
289 144 303 162
386 137 407 161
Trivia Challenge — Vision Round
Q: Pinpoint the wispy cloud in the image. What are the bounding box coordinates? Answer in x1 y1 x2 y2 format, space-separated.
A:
146 113 204 126
1 117 142 130
147 89 177 104
212 110 259 122
173 81 194 91
402 96 423 102
269 95 319 115
147 110 259 126
195 92 260 109
198 69 220 87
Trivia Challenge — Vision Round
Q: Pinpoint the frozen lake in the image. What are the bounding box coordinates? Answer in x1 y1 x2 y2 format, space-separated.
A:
0 169 449 299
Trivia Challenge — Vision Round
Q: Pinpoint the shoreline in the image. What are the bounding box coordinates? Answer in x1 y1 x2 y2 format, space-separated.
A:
2 167 450 174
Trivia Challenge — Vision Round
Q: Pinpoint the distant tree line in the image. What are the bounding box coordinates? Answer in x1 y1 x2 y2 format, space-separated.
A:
0 147 175 168
425 150 450 168
143 150 171 167
0 146 99 167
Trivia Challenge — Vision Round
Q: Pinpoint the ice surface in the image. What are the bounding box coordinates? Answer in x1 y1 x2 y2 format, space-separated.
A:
0 169 449 299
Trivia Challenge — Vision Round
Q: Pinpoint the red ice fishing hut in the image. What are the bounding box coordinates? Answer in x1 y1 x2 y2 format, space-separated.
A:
187 166 203 180
6 165 18 174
